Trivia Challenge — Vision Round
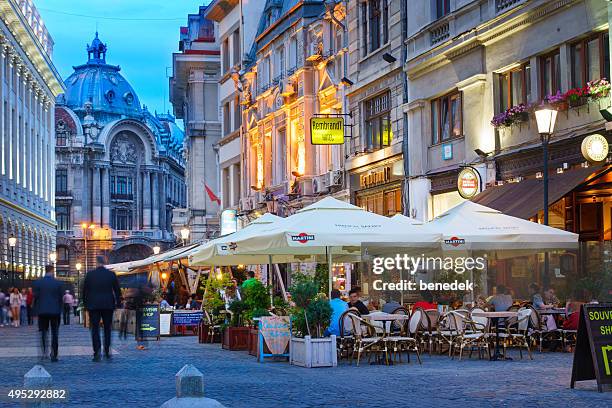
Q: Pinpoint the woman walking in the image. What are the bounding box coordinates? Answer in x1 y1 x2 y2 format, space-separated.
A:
9 288 22 327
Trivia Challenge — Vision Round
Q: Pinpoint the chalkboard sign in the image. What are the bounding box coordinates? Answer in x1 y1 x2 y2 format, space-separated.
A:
172 311 203 326
571 303 612 392
138 305 160 340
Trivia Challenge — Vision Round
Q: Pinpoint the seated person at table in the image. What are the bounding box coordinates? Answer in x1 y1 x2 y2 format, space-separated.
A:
563 301 581 331
325 289 348 336
382 298 401 313
187 295 198 310
488 285 513 312
413 290 437 311
368 299 381 312
543 287 560 306
348 288 369 315
529 283 554 310
160 296 171 310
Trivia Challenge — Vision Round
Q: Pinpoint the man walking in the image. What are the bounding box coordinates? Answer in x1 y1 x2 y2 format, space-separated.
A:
62 290 74 325
82 256 121 362
32 265 63 362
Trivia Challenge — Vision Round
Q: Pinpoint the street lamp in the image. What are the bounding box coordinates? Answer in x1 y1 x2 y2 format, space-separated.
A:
48 252 57 277
180 227 190 246
81 222 96 278
153 245 161 255
8 234 16 287
535 105 558 288
75 262 82 299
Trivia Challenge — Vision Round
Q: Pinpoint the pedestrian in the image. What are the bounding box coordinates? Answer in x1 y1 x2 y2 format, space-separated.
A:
9 287 22 327
20 288 27 325
0 289 6 327
83 255 121 361
32 265 63 362
26 287 34 325
62 290 74 325
72 293 79 318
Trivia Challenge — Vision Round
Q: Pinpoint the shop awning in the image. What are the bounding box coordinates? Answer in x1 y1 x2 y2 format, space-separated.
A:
472 165 606 219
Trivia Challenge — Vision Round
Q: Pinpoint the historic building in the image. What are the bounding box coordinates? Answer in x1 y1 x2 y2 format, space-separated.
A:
170 5 221 242
0 0 63 288
204 0 265 231
240 0 349 219
404 0 611 299
345 0 407 217
54 33 186 280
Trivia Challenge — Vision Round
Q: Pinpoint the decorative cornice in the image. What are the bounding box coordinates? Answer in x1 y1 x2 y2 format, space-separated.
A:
0 197 56 227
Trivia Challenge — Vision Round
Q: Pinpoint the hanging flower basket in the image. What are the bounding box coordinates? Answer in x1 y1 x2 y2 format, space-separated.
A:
587 78 610 102
491 103 531 129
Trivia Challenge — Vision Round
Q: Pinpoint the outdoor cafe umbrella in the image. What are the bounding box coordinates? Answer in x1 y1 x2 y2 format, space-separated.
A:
203 197 441 295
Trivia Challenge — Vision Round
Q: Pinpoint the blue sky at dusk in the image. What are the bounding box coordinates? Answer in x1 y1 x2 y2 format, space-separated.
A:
37 1 211 122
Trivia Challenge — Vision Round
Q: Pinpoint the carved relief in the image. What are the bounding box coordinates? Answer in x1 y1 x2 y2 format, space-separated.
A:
110 134 139 163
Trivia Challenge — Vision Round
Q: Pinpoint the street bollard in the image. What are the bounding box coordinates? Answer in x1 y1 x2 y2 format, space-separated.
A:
23 365 52 408
160 364 225 408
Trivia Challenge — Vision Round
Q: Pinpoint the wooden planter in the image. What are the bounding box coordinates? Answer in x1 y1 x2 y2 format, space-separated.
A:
290 335 337 368
198 323 221 344
248 328 258 356
222 327 250 351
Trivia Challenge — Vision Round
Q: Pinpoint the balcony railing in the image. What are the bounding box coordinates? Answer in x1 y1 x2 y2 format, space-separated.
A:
111 193 134 201
430 21 450 45
496 0 525 13
55 190 72 197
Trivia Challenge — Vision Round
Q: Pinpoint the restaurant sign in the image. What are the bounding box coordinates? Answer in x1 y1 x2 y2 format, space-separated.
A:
310 117 345 145
259 316 291 356
138 305 160 340
571 303 612 392
581 134 609 163
457 167 480 199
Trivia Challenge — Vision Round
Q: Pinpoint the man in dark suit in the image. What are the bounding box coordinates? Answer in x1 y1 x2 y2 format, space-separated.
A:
32 265 64 362
83 255 121 361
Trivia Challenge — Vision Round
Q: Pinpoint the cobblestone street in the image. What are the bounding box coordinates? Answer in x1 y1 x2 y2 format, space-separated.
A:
0 323 608 407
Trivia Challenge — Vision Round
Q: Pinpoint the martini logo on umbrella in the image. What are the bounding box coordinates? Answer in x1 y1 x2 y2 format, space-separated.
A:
444 237 465 247
291 233 315 244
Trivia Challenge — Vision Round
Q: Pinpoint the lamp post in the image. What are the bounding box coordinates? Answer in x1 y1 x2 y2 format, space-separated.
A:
48 252 57 277
180 227 190 246
535 105 558 286
75 262 82 300
8 234 16 287
81 223 96 278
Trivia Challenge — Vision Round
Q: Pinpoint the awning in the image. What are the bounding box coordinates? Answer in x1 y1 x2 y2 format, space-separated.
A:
107 244 199 273
472 165 607 219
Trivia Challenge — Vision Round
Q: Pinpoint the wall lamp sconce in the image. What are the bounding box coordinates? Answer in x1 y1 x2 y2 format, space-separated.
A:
382 53 396 63
340 77 354 86
474 149 492 158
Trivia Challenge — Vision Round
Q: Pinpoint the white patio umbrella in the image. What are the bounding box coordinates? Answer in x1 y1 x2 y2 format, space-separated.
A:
208 197 440 295
419 201 578 251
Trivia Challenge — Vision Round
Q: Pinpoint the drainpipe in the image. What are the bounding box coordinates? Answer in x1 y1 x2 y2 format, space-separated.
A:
401 0 410 216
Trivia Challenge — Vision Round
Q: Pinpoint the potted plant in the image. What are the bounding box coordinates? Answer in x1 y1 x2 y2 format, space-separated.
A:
587 78 610 103
199 274 226 344
288 273 336 368
565 86 589 108
491 103 531 129
222 299 250 350
241 280 271 356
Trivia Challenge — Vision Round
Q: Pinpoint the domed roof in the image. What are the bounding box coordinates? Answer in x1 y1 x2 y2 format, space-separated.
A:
62 33 141 116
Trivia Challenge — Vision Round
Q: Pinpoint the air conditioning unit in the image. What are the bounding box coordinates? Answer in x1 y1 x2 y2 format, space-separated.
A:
280 77 295 97
326 170 343 187
306 41 323 61
312 175 328 194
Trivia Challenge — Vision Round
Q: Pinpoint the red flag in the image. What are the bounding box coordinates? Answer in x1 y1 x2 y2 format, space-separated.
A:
205 183 221 205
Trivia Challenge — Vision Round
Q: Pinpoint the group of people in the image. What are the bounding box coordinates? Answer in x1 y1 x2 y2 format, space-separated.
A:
0 286 79 328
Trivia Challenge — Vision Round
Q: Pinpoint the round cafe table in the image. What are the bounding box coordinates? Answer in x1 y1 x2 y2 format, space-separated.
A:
472 311 518 361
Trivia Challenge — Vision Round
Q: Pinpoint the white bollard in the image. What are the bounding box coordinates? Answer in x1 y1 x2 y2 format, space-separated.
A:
23 365 52 408
160 364 225 408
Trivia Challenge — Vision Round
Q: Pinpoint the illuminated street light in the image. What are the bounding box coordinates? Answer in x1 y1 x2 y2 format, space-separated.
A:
180 227 190 245
8 234 16 287
153 245 161 255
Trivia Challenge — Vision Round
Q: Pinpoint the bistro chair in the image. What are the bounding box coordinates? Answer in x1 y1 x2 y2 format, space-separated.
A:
438 310 467 357
527 305 560 352
347 313 387 366
455 310 491 361
337 309 359 360
503 307 533 360
386 307 421 364
420 309 440 355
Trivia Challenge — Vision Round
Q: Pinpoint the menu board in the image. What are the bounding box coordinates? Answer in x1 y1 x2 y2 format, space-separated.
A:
571 303 612 392
259 316 290 356
138 305 160 340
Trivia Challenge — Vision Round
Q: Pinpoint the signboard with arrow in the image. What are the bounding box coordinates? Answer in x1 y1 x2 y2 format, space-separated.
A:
138 304 160 340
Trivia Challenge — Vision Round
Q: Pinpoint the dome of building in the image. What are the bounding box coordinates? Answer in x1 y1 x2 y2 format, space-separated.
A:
63 32 142 116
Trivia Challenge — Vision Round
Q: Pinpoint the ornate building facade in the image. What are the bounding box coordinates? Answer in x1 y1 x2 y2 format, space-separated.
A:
170 5 221 242
0 0 63 288
55 33 186 280
240 0 349 219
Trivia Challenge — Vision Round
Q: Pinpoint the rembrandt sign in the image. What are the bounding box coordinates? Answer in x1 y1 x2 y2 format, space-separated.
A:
310 117 345 145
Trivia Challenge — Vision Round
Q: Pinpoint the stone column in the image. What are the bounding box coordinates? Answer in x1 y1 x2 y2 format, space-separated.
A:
229 163 238 206
152 171 160 229
101 167 110 227
92 166 101 224
142 170 151 229
160 172 168 231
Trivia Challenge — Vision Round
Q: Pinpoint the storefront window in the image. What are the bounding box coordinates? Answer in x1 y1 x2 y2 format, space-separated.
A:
357 186 401 216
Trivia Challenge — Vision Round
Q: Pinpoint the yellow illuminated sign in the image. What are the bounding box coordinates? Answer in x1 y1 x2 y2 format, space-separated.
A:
310 117 345 145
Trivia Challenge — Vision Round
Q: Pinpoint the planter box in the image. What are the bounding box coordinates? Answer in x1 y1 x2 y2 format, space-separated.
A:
290 335 337 368
222 327 250 351
248 328 258 356
199 323 221 343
